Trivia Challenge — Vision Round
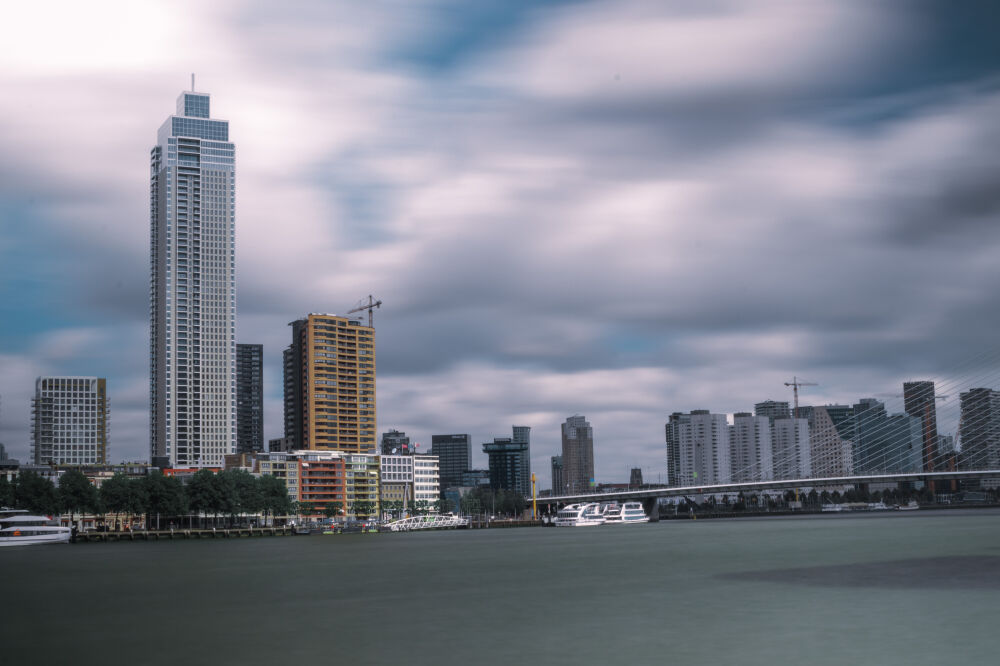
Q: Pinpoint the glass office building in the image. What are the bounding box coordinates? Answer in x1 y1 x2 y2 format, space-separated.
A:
150 89 236 467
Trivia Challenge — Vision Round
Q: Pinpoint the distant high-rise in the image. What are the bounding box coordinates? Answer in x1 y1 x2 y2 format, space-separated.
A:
381 429 410 455
903 381 939 472
730 412 772 482
772 418 811 480
799 406 853 478
629 467 643 487
551 455 564 494
959 388 1000 470
150 88 236 468
483 426 531 496
283 314 377 453
665 410 730 486
236 344 263 455
754 400 790 425
32 377 109 465
852 398 921 474
431 434 471 489
561 415 594 494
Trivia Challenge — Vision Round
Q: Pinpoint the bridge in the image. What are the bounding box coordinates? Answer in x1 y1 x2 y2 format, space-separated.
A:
532 469 1000 520
385 514 470 532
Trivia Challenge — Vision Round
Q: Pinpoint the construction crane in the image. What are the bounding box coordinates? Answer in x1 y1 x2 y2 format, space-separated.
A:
784 376 818 419
347 295 382 329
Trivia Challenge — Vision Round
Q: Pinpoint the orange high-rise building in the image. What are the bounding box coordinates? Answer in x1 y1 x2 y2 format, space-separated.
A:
283 314 376 453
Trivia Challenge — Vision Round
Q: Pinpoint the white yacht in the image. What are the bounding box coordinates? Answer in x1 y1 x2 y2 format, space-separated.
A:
553 503 606 527
619 502 650 523
603 502 649 524
0 510 72 546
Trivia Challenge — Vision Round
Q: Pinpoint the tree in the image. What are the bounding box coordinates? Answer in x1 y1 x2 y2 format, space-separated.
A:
100 473 131 529
102 474 151 529
59 470 100 518
144 472 186 529
15 471 60 515
258 475 292 523
353 500 375 518
439 498 455 514
322 501 343 521
187 469 223 526
413 500 430 516
0 476 14 508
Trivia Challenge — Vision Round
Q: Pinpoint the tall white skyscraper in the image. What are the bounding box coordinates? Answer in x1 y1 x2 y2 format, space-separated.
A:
150 87 236 468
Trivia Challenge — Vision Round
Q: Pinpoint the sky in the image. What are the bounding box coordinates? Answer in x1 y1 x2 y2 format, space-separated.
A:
3 0 1000 488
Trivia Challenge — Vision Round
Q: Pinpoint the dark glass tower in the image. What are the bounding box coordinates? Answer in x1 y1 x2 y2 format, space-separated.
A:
236 344 263 454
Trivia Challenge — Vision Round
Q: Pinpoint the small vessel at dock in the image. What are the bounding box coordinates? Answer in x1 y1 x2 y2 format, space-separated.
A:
0 510 72 547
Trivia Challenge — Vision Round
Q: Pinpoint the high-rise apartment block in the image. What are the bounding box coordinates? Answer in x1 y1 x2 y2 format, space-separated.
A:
150 88 236 468
431 434 471 489
550 455 564 494
754 400 791 424
32 377 109 465
561 415 594 494
851 398 921 474
483 426 531 496
903 381 939 472
665 410 731 486
729 413 773 482
959 388 1000 470
771 417 811 480
799 406 854 478
282 314 376 453
236 343 263 454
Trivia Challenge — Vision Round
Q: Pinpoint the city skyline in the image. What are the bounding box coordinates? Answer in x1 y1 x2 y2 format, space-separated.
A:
4 2 1000 489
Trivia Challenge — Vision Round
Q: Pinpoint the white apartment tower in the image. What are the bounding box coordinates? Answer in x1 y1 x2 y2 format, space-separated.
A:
772 418 812 480
32 377 109 465
669 410 731 486
729 413 773 482
150 88 236 467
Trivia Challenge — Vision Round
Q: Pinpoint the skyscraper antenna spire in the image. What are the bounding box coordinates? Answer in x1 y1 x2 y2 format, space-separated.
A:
191 73 195 91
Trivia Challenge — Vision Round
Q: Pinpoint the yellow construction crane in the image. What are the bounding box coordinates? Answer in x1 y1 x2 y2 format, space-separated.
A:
784 376 818 419
347 295 382 329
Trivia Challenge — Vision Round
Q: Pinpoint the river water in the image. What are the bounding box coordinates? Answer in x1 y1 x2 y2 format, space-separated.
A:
3 510 999 665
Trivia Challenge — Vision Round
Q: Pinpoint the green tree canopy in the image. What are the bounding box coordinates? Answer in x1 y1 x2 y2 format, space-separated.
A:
15 471 61 515
58 469 100 515
258 475 292 516
0 476 14 508
187 469 220 515
144 472 186 518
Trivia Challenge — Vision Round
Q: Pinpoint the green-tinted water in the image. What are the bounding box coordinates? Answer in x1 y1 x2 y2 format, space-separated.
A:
3 510 999 665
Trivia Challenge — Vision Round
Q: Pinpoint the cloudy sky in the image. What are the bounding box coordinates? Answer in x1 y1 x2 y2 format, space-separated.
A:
2 0 1000 487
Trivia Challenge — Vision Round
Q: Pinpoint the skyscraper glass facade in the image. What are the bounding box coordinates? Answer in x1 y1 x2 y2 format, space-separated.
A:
150 90 236 468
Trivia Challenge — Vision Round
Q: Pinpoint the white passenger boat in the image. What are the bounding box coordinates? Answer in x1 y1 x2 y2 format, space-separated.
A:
602 502 649 524
554 503 606 527
0 510 72 546
620 501 650 523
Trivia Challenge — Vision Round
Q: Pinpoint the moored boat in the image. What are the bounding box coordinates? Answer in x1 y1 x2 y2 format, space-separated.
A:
554 503 606 527
0 510 72 547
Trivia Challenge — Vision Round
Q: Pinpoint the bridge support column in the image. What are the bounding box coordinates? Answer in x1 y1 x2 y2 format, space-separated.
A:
642 497 660 522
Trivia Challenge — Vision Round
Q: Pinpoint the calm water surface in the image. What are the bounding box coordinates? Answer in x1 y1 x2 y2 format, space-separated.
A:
3 510 999 665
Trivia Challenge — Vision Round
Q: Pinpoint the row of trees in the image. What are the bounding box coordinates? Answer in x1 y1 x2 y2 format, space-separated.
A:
0 469 293 529
459 486 526 517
